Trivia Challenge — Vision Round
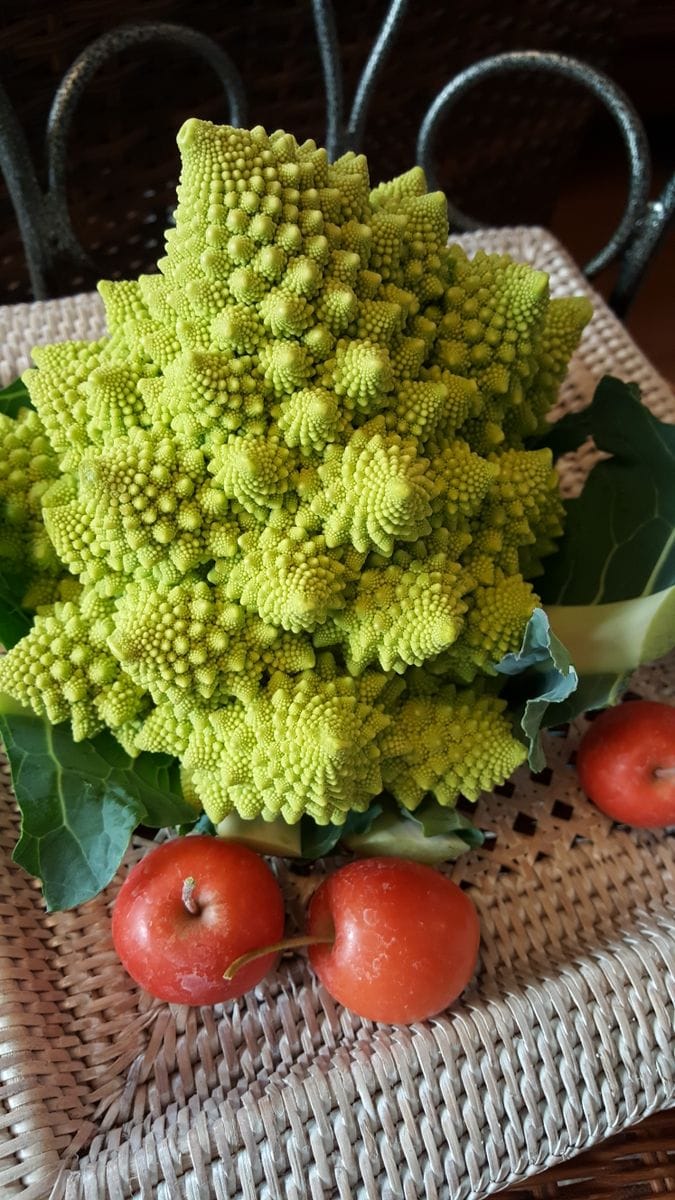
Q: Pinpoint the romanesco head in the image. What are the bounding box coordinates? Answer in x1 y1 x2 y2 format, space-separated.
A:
0 118 592 825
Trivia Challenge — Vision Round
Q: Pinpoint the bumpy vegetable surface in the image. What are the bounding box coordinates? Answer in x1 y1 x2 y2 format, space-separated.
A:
0 120 591 826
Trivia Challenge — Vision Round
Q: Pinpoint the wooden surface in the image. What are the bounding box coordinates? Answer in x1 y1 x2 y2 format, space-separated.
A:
502 1107 675 1197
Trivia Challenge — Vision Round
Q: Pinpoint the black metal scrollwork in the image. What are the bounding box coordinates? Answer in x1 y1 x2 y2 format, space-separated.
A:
0 22 247 298
0 0 671 308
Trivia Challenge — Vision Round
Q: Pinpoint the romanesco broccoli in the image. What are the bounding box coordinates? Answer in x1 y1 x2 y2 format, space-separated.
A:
0 118 592 826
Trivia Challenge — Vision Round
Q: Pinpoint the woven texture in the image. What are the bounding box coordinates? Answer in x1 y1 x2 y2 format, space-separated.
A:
0 228 673 1200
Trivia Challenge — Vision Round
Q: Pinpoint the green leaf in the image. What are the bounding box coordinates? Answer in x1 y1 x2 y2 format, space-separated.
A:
540 376 675 605
342 796 482 864
545 586 675 719
300 801 384 860
495 607 578 771
536 375 675 721
538 390 602 459
177 811 216 837
411 796 484 848
342 804 385 838
0 377 33 419
547 587 675 676
300 817 343 860
0 701 194 910
0 569 33 649
538 671 630 727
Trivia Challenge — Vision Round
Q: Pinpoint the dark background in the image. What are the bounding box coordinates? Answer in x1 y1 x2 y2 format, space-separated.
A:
0 0 672 375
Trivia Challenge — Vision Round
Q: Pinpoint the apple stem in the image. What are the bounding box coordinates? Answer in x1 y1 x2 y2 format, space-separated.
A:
654 766 675 781
182 875 200 915
223 933 334 981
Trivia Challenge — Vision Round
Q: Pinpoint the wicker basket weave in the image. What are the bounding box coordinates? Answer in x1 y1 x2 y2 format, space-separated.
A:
0 227 673 1199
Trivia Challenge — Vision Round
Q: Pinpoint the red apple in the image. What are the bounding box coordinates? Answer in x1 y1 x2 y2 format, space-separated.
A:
306 856 480 1024
111 835 285 1005
576 699 675 827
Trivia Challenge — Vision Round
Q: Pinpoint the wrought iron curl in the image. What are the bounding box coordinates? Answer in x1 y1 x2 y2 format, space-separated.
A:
46 23 247 208
1 22 247 298
312 0 409 159
344 0 409 154
610 169 675 316
311 0 344 162
417 51 652 278
0 6 670 310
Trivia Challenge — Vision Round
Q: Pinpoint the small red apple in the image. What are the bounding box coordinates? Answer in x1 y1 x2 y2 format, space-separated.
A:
111 835 285 1005
576 699 675 827
306 856 480 1024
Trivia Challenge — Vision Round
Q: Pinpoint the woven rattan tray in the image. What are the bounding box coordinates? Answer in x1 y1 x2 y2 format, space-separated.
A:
0 227 673 1200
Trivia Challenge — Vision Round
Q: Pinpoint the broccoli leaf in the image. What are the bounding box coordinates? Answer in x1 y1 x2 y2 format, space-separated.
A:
300 802 384 860
495 607 578 771
0 698 194 910
540 376 675 605
0 377 33 418
411 796 484 848
341 796 482 863
538 375 675 719
179 811 216 837
0 570 33 649
300 820 343 859
545 587 675 721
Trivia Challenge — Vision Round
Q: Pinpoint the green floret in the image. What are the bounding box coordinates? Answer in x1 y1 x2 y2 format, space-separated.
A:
1 117 592 830
183 703 261 819
182 661 394 827
385 379 451 443
134 702 194 757
0 596 146 741
438 574 538 683
81 360 154 444
225 528 351 632
0 408 62 592
314 426 435 555
379 688 527 809
506 295 593 441
109 578 247 707
334 555 472 674
277 386 344 454
331 338 395 415
97 279 151 333
473 446 565 579
428 440 499 526
208 432 294 519
249 659 392 825
433 246 551 453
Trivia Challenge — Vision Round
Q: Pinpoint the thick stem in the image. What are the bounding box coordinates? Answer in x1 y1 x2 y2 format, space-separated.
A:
546 588 675 676
182 875 200 915
653 766 675 781
223 933 334 980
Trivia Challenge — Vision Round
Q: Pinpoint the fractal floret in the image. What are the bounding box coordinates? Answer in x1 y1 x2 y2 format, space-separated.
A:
0 119 591 826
